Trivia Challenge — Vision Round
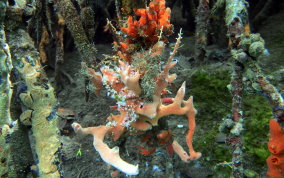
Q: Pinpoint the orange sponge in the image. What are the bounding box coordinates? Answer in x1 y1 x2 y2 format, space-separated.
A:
117 0 173 63
267 120 284 177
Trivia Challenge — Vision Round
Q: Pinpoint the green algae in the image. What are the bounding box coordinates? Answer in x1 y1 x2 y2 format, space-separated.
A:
187 68 272 176
243 94 271 166
189 70 232 176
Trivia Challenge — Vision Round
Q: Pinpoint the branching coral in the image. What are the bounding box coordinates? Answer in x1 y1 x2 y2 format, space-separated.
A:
73 0 201 175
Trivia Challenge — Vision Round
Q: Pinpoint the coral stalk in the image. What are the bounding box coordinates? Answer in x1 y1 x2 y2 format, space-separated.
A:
0 1 14 175
225 0 248 177
256 76 284 126
194 0 210 61
225 1 284 177
7 28 61 177
54 0 96 64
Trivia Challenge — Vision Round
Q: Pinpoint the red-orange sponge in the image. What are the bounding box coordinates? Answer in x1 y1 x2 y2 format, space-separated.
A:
267 120 284 177
118 0 173 63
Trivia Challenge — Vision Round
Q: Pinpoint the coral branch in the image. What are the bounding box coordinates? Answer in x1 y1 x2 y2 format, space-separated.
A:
72 123 139 175
118 60 141 96
172 140 190 162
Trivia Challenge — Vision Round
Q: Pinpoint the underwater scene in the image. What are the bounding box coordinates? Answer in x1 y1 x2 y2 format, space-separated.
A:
0 0 284 177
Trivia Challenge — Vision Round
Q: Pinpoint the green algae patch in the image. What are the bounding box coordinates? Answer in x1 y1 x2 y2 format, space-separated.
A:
243 94 271 166
189 69 232 176
187 68 273 175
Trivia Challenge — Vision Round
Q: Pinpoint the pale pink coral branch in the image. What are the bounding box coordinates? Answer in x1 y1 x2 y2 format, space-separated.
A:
71 123 139 175
118 60 142 96
135 95 160 119
153 30 182 97
172 140 190 162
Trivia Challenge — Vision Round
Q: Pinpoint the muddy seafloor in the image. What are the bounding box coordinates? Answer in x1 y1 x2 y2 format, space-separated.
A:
52 4 284 178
